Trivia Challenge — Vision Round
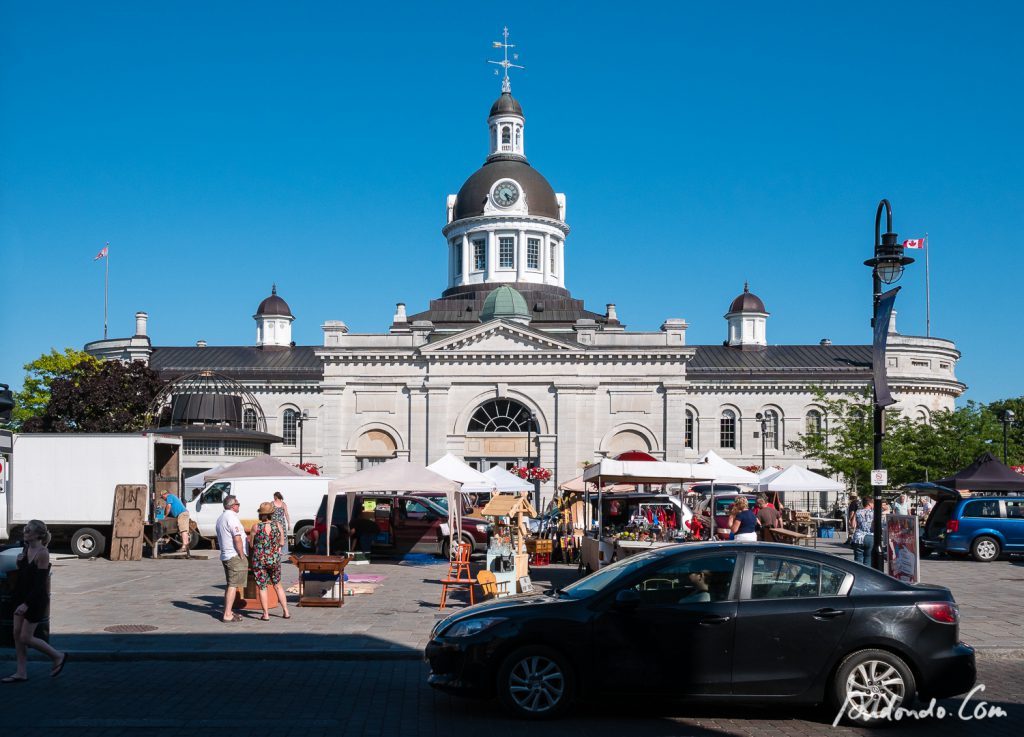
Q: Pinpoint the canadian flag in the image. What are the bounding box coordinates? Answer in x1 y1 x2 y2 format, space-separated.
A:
902 238 925 249
94 245 108 260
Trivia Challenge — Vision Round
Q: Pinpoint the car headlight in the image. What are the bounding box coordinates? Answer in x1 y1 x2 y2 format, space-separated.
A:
443 616 508 638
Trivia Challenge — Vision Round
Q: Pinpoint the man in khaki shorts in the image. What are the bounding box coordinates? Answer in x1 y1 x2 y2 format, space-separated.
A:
215 495 248 622
160 489 192 555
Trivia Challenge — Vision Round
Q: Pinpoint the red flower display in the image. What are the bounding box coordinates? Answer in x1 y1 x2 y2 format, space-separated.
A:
294 462 322 476
512 465 552 483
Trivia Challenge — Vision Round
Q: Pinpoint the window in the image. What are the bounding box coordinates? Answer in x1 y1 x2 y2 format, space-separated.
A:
515 126 521 148
963 500 1001 518
403 499 430 520
202 482 231 505
750 556 825 599
1006 501 1024 519
225 441 261 457
684 410 695 449
550 240 558 274
499 236 515 268
454 241 463 274
468 399 537 432
242 407 258 432
720 409 736 449
473 239 486 271
282 409 297 446
805 410 822 436
628 554 737 606
184 439 219 455
502 126 511 145
527 237 540 269
762 409 779 450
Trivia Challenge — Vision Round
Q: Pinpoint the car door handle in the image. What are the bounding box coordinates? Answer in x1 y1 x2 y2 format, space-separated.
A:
813 608 846 620
699 615 731 626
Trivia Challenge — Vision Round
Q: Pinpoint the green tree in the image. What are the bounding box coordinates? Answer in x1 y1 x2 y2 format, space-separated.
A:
22 360 164 433
984 396 1024 466
5 348 98 429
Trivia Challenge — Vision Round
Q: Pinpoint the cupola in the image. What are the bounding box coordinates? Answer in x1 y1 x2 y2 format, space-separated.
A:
480 285 531 325
254 284 294 347
725 282 769 349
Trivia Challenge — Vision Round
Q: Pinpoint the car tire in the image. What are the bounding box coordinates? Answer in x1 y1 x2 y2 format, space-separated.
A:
70 527 106 559
440 538 450 560
294 524 315 553
497 645 574 720
971 536 1001 563
831 649 916 725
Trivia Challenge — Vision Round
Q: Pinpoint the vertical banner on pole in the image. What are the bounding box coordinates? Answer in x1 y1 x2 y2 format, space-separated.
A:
872 287 901 408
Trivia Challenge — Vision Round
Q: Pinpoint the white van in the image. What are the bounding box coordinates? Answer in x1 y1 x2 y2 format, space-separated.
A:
188 476 331 551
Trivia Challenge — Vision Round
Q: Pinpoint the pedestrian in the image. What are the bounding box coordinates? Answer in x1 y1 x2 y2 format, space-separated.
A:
249 502 291 621
893 493 910 516
729 497 758 542
160 489 191 555
3 520 67 683
755 495 780 541
272 491 291 556
215 495 248 622
850 496 875 565
847 493 861 534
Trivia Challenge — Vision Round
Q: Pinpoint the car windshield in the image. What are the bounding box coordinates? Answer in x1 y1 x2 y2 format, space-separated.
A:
559 549 668 599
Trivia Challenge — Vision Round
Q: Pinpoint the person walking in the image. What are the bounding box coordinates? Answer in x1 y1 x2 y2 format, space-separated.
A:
215 495 248 622
160 489 191 555
250 502 291 621
271 492 291 557
729 497 758 542
893 493 910 516
755 495 780 541
3 520 67 683
850 496 875 565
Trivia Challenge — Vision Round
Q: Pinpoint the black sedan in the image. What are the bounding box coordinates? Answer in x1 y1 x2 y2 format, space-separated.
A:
426 543 975 722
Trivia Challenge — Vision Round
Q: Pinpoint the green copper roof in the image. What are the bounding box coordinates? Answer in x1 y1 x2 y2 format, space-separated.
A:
480 285 530 324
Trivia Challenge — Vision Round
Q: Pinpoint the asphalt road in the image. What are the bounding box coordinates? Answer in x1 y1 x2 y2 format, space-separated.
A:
3 654 1021 737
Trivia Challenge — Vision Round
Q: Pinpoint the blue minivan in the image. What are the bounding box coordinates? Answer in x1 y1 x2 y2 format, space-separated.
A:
920 486 1024 562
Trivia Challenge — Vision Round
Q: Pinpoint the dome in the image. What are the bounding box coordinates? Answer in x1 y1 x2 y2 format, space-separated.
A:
727 282 766 314
453 159 561 221
480 285 530 324
489 92 524 118
256 285 293 317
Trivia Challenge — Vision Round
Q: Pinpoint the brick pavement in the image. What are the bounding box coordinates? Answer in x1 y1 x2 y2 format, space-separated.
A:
3 541 1022 661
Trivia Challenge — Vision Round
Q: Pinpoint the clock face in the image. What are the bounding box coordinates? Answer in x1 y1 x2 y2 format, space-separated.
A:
493 181 520 207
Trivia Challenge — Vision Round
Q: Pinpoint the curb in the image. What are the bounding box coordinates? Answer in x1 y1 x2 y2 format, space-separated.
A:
4 648 426 663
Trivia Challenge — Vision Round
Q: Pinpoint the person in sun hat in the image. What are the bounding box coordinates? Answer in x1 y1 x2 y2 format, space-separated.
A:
249 502 290 621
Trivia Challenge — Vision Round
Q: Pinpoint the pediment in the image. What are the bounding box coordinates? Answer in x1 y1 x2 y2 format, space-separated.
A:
422 320 583 355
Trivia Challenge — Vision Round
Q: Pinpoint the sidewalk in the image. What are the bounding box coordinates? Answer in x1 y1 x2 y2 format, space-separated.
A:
6 542 1022 662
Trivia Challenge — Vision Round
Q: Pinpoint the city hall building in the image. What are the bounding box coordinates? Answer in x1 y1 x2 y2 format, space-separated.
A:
86 81 964 500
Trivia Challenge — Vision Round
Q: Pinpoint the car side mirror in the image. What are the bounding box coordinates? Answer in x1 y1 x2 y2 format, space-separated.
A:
614 588 640 610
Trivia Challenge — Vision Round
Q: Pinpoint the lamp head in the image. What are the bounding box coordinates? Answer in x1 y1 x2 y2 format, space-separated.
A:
865 231 915 284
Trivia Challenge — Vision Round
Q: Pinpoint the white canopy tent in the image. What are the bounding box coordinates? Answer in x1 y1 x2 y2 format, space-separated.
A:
756 464 844 513
427 453 497 495
325 458 462 555
484 465 534 493
696 450 760 485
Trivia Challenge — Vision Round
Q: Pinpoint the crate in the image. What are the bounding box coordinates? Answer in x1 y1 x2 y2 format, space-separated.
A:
527 538 553 554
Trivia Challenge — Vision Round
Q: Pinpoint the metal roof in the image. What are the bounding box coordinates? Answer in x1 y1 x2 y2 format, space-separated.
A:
688 345 872 376
150 346 320 381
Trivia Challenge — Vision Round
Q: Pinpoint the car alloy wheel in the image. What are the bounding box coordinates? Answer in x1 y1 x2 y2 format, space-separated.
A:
498 646 571 719
833 649 915 724
972 536 1000 562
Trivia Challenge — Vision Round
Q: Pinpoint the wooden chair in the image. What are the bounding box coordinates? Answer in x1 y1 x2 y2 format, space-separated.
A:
446 541 472 580
476 570 510 600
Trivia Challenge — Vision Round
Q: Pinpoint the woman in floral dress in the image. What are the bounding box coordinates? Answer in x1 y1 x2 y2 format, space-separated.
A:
251 502 291 620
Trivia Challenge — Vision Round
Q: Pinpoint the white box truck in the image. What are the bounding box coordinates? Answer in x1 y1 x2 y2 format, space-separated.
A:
0 433 182 558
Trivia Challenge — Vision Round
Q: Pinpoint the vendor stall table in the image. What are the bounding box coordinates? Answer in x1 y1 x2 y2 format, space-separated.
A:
766 527 815 547
292 554 349 607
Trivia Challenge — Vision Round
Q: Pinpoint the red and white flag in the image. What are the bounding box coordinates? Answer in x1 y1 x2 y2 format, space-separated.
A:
902 238 925 249
94 245 108 260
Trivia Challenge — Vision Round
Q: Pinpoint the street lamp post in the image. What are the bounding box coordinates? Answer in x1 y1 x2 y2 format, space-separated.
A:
864 199 914 571
1002 410 1015 464
755 413 767 472
297 410 309 466
526 412 540 511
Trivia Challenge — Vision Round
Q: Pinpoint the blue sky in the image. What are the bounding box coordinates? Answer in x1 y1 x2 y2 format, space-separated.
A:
2 2 1020 404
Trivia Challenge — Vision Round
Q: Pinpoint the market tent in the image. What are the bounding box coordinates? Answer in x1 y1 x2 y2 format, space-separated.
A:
205 455 308 481
757 465 844 493
484 465 534 493
184 464 227 500
427 453 497 494
696 450 760 485
583 459 718 485
757 466 784 482
559 473 634 493
936 452 1024 492
326 458 462 555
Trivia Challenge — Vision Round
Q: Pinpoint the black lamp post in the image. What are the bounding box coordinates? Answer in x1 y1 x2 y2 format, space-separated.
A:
755 412 767 472
1002 410 1015 464
864 199 914 571
297 410 310 466
526 412 540 511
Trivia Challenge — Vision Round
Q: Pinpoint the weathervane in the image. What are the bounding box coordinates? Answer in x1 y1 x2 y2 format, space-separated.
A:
488 26 524 94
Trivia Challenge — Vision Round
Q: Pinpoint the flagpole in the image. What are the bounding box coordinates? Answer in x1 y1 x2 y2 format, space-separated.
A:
104 242 109 339
924 233 930 337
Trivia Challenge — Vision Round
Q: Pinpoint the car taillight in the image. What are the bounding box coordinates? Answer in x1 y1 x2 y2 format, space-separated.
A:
946 520 959 533
917 601 959 624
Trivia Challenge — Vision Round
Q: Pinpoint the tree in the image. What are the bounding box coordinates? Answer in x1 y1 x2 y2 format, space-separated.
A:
4 348 99 430
22 360 164 433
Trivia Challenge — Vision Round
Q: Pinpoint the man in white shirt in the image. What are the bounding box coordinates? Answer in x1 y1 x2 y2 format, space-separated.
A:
215 495 248 622
893 493 911 516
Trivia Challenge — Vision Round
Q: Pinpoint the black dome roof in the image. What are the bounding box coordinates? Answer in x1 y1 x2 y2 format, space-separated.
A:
489 92 523 117
256 285 293 317
453 159 560 221
728 283 766 313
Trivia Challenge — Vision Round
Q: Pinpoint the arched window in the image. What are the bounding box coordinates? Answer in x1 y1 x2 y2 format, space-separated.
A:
356 429 398 469
763 409 780 450
684 409 695 449
468 399 537 432
242 407 258 432
282 409 297 446
502 126 511 145
515 126 521 148
720 409 736 449
915 408 930 425
805 409 822 436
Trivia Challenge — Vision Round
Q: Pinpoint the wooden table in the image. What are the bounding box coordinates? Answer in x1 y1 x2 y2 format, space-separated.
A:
766 527 816 547
291 554 349 608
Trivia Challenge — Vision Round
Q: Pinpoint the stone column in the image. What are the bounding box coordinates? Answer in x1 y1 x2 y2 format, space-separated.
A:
662 381 687 462
318 383 346 477
461 234 470 284
554 381 598 492
408 382 429 465
486 230 496 281
516 229 527 282
542 233 552 285
425 380 451 466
